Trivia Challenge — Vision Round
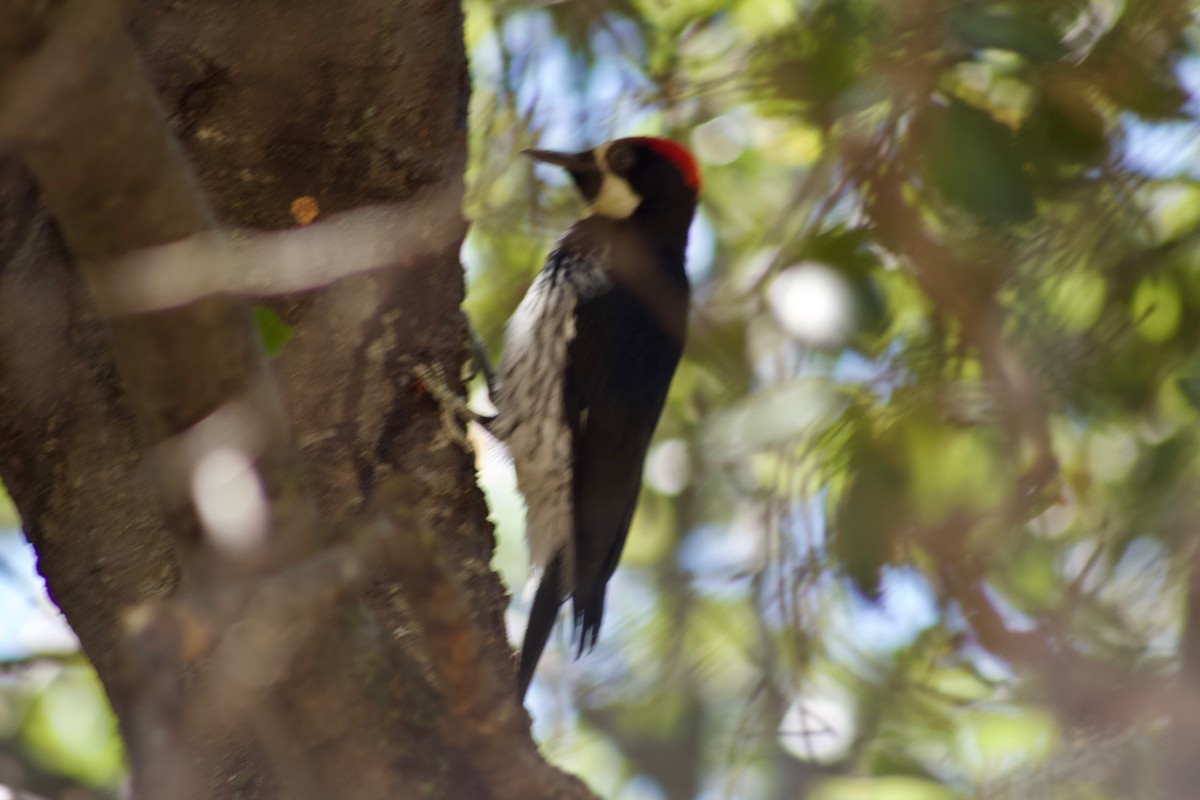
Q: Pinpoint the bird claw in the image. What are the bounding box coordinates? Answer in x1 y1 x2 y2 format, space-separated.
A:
412 362 474 453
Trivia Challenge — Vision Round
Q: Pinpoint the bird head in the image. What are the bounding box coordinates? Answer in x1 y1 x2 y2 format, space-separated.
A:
525 137 701 221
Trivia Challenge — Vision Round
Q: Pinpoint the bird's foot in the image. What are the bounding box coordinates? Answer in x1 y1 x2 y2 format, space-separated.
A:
412 361 475 453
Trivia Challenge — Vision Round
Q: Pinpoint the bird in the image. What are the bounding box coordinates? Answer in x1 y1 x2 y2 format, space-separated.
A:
492 137 701 698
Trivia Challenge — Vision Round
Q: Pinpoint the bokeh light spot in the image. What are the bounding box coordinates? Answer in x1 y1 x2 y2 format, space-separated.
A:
191 447 269 558
768 262 856 346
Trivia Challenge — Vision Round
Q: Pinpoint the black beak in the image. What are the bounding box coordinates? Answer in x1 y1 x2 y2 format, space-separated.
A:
523 148 598 176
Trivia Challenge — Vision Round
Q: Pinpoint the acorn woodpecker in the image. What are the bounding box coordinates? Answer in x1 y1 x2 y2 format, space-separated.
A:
495 137 700 698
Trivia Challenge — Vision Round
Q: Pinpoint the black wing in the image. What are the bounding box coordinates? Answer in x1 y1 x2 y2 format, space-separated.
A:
565 278 686 652
515 278 684 698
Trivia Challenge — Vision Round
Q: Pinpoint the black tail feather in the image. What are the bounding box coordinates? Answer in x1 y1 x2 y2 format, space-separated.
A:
518 554 565 699
572 580 607 659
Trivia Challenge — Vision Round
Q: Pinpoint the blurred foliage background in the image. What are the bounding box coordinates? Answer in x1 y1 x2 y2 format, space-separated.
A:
5 0 1200 798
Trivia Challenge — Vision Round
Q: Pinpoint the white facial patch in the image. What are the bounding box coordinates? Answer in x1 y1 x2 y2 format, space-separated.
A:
588 141 641 219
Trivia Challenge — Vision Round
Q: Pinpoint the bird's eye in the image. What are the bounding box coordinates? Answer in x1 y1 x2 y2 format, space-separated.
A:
606 144 635 173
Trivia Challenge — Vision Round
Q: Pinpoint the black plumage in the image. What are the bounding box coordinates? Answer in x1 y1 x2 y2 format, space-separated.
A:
497 138 699 699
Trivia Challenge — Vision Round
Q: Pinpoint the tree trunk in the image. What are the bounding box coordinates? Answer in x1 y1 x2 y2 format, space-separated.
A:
0 1 595 797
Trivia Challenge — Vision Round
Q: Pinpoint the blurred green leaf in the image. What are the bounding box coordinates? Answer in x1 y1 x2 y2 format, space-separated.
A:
252 305 294 358
1177 376 1200 411
754 1 879 124
1039 269 1107 332
957 706 1059 780
1018 88 1108 177
999 538 1060 608
1131 276 1182 342
923 100 1036 223
834 435 909 598
811 775 964 800
948 8 1065 63
925 665 994 704
19 665 124 789
905 421 1008 523
0 482 21 529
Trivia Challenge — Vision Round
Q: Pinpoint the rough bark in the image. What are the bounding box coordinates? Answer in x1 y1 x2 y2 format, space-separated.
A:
0 0 597 797
1163 547 1200 800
